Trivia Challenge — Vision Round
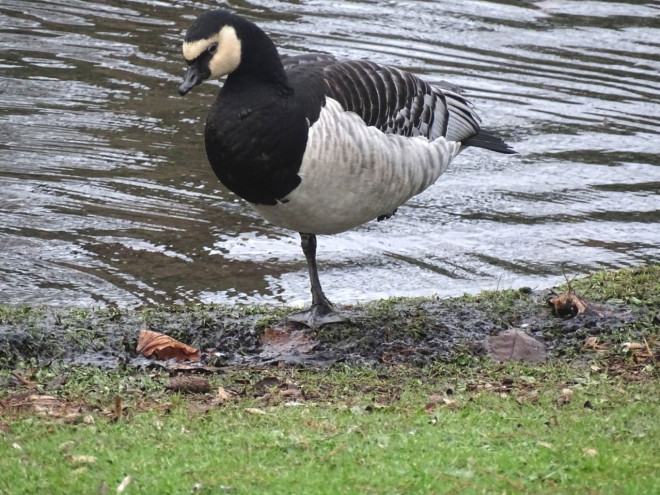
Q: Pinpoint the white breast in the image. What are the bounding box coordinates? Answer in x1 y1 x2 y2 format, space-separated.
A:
252 98 461 235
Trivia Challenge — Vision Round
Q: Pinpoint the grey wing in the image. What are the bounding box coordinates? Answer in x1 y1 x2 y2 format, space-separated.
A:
321 60 462 141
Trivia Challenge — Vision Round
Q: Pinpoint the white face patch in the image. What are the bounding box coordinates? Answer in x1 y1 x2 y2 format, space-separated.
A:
182 26 242 79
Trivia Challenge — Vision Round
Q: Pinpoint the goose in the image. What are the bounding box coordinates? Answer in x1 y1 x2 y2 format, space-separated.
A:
178 10 515 328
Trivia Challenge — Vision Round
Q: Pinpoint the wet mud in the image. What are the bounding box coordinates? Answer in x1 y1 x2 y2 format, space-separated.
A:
0 286 648 369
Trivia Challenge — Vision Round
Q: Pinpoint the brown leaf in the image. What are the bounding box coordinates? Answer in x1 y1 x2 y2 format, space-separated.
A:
261 326 317 355
425 394 460 413
11 373 38 388
424 393 443 414
584 337 610 352
137 330 199 362
483 329 547 363
214 387 237 404
548 291 590 318
165 376 210 394
582 447 597 456
555 388 573 405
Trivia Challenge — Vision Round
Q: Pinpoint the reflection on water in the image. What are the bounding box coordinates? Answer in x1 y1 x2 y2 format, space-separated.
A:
1 0 658 308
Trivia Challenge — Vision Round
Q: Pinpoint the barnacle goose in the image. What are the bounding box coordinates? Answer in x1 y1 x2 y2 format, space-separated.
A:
178 10 516 327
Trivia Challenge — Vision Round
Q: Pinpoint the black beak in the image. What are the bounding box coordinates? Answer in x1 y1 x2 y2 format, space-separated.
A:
178 65 207 96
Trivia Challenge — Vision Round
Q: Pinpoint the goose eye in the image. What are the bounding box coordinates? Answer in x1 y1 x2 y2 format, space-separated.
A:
207 43 218 54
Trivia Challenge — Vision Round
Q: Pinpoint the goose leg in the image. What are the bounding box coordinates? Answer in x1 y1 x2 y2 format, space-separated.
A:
288 233 345 328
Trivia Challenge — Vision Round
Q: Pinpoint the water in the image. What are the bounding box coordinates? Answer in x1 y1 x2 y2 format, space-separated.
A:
1 0 658 308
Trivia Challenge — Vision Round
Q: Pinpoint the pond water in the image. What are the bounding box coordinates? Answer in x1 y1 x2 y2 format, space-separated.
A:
1 0 658 308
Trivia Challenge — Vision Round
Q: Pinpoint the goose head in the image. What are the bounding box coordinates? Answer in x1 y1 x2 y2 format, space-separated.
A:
178 10 285 96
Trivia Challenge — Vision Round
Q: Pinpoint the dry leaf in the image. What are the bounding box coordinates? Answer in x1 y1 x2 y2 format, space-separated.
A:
327 444 346 457
117 475 132 493
425 394 460 413
244 407 268 415
69 455 97 464
537 441 553 449
59 441 75 452
11 373 38 388
582 447 597 456
424 394 443 414
483 329 547 363
548 292 589 318
165 376 210 394
11 443 21 450
213 387 237 405
136 329 199 362
555 388 573 405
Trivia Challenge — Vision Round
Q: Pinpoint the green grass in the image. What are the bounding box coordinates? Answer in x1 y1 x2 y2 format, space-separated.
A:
1 362 659 495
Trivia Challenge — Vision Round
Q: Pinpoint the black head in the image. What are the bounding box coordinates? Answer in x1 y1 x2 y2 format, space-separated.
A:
178 10 286 96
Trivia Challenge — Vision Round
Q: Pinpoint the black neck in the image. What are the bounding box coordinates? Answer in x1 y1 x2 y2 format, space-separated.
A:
232 19 289 89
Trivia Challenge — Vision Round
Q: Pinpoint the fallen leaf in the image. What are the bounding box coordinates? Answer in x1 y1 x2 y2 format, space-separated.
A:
483 329 547 363
537 441 553 449
117 475 132 493
69 455 97 464
136 329 199 362
425 394 460 413
165 376 210 394
555 388 573 405
548 291 590 318
11 373 38 388
291 434 311 449
424 394 444 414
244 407 268 415
623 342 645 351
261 326 317 355
582 447 597 456
215 386 236 404
327 444 346 457
11 442 21 450
59 440 75 452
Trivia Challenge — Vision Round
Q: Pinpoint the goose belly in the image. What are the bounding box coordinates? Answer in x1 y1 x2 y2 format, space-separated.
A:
251 98 461 235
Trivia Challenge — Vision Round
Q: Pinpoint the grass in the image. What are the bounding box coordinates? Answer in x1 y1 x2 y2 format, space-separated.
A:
1 361 659 494
1 265 659 494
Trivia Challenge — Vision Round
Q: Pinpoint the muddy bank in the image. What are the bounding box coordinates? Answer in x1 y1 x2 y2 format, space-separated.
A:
1 266 658 369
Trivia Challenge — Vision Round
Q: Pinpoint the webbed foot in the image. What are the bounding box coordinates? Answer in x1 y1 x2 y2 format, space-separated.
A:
288 303 346 328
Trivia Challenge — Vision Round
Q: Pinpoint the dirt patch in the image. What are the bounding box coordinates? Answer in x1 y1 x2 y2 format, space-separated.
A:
0 284 653 369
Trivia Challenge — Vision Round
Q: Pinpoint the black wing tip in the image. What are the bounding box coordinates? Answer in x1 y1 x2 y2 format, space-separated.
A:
463 130 517 155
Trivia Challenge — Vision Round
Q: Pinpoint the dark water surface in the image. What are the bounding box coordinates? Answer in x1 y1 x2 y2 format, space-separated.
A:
1 0 658 308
